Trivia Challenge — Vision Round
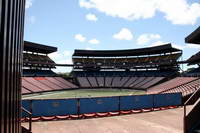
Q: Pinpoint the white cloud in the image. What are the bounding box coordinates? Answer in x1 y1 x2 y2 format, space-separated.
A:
79 0 200 25
151 41 166 47
74 34 86 42
85 47 93 50
152 41 200 50
186 44 200 49
171 44 185 50
52 59 73 73
137 34 161 45
113 28 133 40
80 0 94 8
56 59 72 64
157 0 200 25
86 13 98 21
88 39 100 44
63 50 71 56
26 0 33 9
151 41 185 50
49 51 72 63
49 51 73 72
48 52 63 61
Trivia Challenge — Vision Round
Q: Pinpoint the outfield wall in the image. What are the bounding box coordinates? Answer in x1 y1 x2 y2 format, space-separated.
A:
22 93 182 117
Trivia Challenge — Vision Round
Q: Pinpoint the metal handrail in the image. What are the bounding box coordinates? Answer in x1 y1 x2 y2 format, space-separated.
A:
159 78 200 94
184 86 200 105
22 107 32 132
184 85 200 133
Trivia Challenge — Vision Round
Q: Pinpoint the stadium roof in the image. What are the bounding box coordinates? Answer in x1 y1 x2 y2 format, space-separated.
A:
24 41 57 54
187 51 200 65
185 26 200 44
73 44 182 57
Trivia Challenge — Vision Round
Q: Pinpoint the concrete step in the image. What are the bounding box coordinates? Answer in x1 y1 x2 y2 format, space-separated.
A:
22 126 32 133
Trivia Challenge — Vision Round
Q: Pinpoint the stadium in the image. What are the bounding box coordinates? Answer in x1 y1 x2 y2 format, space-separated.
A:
0 1 200 133
19 27 200 133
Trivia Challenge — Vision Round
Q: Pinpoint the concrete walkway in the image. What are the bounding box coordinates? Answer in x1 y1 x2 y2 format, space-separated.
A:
22 107 185 133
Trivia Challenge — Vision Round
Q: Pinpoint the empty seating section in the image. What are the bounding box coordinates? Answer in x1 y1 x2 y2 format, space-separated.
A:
140 77 164 89
22 87 32 94
36 77 62 90
23 53 55 64
112 77 121 87
22 78 44 92
45 77 69 88
147 77 198 95
54 77 78 88
134 77 153 88
87 77 98 87
73 53 181 67
22 77 78 94
23 70 57 77
119 77 129 87
24 77 54 91
105 77 113 87
77 77 91 87
74 70 176 78
96 77 104 87
162 78 200 96
76 71 166 89
123 77 137 87
130 77 146 87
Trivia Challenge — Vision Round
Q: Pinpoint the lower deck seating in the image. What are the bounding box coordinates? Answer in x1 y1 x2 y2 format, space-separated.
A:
22 77 78 94
77 77 91 87
74 70 176 89
161 78 200 97
147 77 198 96
87 77 98 87
22 87 32 94
74 70 177 77
76 76 164 89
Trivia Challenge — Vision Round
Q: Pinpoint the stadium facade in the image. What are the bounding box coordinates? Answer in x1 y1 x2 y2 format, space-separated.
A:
73 44 182 89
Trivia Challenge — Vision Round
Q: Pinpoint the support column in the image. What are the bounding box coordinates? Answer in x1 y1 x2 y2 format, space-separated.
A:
0 0 25 133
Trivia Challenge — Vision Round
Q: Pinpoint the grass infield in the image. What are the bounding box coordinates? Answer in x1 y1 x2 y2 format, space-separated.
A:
22 89 146 100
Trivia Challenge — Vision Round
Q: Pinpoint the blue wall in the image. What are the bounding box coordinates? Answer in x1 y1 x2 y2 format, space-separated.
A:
153 93 182 107
22 100 32 117
22 93 182 117
80 97 119 114
32 99 78 117
120 95 154 110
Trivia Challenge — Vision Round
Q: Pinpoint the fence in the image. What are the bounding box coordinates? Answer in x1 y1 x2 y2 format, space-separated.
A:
22 93 182 118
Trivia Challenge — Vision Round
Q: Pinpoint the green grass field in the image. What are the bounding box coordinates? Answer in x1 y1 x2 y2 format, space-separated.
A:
22 89 146 100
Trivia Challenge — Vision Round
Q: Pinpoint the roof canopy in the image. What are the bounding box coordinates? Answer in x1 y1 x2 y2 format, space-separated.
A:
185 26 200 44
24 41 57 54
187 51 200 65
73 44 182 57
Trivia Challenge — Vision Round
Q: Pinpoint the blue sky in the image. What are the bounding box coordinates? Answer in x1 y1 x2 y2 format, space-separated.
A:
24 0 200 72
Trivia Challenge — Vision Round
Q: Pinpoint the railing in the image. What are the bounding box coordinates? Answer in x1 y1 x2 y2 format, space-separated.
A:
22 93 182 119
183 85 200 133
22 107 32 132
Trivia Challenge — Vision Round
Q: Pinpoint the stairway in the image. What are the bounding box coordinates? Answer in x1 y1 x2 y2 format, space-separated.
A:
184 86 200 133
22 126 32 133
185 98 200 133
